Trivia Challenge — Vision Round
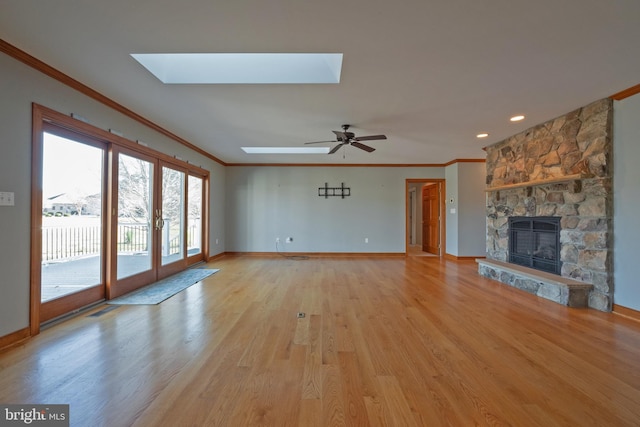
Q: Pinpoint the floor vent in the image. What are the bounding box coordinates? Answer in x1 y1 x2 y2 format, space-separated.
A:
87 306 120 317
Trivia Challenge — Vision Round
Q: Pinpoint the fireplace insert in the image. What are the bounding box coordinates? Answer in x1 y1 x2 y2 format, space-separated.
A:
508 216 561 275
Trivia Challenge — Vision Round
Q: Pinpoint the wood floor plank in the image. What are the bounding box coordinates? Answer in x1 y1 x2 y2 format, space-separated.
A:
1 255 640 426
363 396 388 427
321 364 346 426
321 299 339 365
337 351 370 426
299 398 322 427
376 375 419 427
301 313 323 401
230 343 306 426
341 308 380 400
293 313 310 345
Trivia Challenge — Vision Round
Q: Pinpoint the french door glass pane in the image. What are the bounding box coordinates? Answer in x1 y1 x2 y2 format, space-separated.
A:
188 175 203 256
41 132 103 302
161 166 185 265
117 154 153 279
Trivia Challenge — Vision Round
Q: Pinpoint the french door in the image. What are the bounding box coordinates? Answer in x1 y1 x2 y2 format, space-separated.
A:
110 150 196 298
158 162 188 278
110 148 157 297
32 104 208 330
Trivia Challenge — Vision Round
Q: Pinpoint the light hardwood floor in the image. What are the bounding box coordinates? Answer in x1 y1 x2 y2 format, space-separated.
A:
1 255 639 426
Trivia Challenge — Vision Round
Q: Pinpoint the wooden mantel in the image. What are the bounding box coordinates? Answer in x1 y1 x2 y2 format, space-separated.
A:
485 174 583 192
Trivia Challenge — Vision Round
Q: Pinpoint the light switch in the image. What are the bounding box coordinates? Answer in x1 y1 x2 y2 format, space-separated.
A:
450 208 456 214
0 192 15 206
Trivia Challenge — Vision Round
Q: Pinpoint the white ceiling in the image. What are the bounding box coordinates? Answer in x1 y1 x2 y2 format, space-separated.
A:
2 0 639 165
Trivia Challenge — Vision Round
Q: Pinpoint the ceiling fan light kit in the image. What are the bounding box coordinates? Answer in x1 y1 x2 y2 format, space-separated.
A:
305 124 387 154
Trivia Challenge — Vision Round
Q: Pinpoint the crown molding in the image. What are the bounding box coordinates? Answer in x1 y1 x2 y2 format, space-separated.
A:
0 39 226 166
611 84 640 101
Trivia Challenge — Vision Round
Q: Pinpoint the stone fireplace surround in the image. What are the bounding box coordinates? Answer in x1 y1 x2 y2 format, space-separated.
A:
478 98 613 311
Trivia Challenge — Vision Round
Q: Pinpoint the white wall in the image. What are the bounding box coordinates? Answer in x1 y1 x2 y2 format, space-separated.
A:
0 51 225 337
225 167 444 253
613 93 640 311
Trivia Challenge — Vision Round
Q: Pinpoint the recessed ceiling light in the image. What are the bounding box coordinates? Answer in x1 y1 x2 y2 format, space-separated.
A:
131 53 343 84
510 115 525 122
476 133 489 138
241 147 331 154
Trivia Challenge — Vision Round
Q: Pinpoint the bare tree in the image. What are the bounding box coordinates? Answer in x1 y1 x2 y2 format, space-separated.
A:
161 166 184 223
118 155 152 223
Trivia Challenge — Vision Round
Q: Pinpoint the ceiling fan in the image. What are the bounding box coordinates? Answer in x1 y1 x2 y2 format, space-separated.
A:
305 124 387 154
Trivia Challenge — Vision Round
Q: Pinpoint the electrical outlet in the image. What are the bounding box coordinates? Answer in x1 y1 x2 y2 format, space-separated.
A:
286 237 293 243
365 237 369 243
276 237 280 243
0 192 15 206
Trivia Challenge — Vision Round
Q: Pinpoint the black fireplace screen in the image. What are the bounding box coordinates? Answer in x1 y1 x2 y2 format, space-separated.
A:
508 217 561 275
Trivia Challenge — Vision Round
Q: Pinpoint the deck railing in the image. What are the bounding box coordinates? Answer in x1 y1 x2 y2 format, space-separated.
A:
42 225 103 261
42 223 199 262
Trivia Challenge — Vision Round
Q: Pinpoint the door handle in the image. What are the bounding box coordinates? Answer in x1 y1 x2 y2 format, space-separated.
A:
155 209 164 230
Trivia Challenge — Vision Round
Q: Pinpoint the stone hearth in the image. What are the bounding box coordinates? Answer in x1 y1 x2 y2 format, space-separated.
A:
477 259 592 307
479 98 613 311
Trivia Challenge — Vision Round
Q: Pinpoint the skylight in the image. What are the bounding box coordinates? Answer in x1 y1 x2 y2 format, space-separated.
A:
241 147 330 154
130 53 343 84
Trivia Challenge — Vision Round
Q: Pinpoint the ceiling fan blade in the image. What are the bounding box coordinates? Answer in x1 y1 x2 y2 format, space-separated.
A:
350 141 376 152
305 140 336 145
353 134 387 141
328 143 345 154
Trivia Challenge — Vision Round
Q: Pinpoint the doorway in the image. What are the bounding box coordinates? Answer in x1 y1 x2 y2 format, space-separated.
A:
406 179 445 256
422 184 439 254
109 150 198 298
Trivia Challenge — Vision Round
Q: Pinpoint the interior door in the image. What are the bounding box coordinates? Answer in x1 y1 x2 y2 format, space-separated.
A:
409 188 417 246
422 184 440 255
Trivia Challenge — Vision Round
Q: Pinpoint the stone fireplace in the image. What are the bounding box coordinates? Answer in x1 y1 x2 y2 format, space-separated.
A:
477 98 613 311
